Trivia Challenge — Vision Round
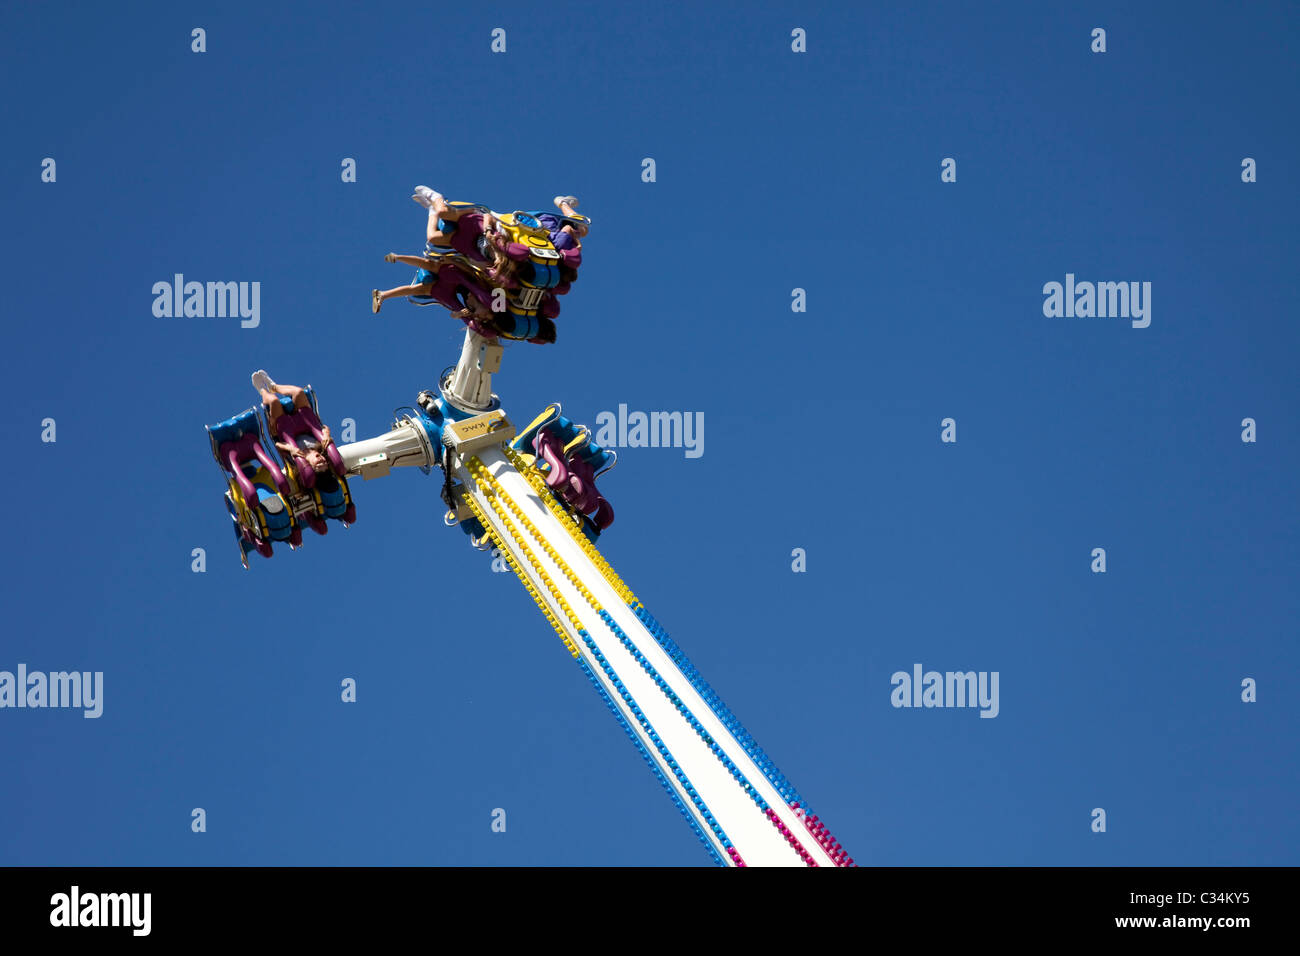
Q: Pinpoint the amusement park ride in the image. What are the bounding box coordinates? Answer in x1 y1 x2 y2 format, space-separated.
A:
204 196 854 867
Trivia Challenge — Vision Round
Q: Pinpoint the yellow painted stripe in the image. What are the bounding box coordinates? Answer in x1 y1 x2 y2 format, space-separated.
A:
468 456 603 616
501 445 639 605
461 477 581 659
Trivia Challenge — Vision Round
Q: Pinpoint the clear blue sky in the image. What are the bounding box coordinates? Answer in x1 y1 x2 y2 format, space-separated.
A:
1 0 1296 866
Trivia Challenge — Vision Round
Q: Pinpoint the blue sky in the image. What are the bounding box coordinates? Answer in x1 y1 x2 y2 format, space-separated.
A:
0 0 1296 865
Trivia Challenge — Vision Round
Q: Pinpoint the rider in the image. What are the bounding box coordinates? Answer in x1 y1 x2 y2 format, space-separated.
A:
412 186 528 272
252 371 334 475
369 187 525 312
373 252 497 319
539 195 588 252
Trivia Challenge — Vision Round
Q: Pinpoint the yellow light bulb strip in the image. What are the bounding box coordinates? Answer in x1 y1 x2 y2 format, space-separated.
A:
500 444 639 606
468 456 605 621
460 472 581 659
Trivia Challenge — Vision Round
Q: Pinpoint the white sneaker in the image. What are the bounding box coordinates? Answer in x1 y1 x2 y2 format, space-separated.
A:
252 369 274 393
413 185 443 208
554 195 579 210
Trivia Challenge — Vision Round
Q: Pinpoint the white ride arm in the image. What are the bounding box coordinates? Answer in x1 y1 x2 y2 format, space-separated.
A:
337 418 436 480
454 444 852 867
